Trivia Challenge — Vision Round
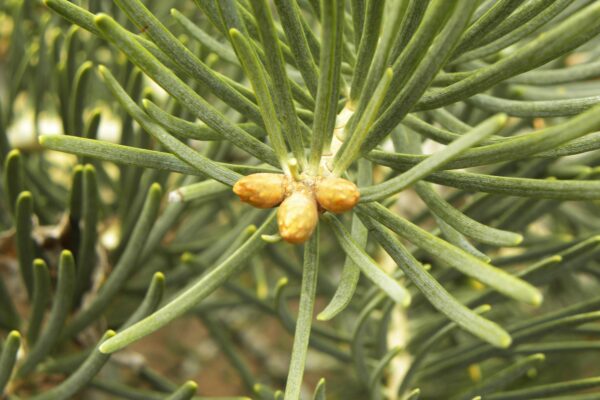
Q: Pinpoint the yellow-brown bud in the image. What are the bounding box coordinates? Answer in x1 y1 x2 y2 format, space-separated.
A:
277 188 318 244
315 177 360 213
233 173 287 208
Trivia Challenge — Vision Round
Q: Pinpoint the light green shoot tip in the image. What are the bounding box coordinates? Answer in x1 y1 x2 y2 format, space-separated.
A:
533 353 546 361
402 293 412 308
8 149 20 157
150 182 162 194
8 330 21 340
496 113 508 126
93 13 111 25
261 233 282 243
184 380 198 389
530 291 544 307
276 277 288 288
180 252 194 263
18 191 32 200
499 333 513 349
99 333 117 354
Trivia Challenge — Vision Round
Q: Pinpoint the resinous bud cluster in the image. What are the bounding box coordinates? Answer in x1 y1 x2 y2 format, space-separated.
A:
233 173 360 244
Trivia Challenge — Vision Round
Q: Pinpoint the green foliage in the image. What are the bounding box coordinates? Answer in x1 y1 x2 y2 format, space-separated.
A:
0 0 600 399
